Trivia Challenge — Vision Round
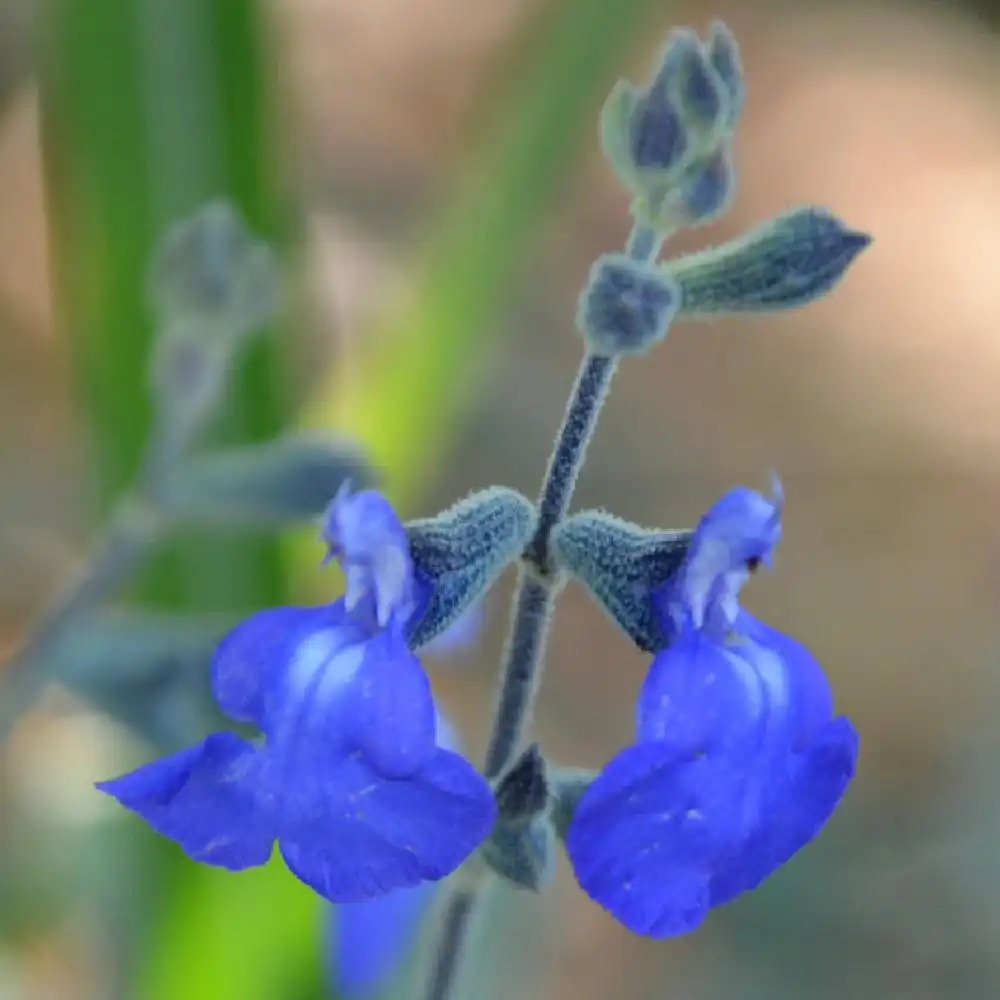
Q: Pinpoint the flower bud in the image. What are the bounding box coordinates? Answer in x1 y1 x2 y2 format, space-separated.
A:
577 254 680 356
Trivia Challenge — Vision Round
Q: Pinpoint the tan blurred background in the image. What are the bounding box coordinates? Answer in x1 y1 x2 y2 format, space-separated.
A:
3 0 1000 997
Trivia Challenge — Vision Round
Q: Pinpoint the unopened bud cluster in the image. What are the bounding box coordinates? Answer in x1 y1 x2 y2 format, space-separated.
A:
578 22 869 358
602 22 744 233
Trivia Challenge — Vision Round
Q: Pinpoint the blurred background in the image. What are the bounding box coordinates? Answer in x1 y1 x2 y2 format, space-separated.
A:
1 0 999 997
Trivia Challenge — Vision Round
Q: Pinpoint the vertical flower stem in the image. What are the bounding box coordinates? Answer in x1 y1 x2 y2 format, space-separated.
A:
421 222 658 1000
485 351 617 777
422 356 614 1000
522 353 617 575
482 574 551 777
625 224 662 262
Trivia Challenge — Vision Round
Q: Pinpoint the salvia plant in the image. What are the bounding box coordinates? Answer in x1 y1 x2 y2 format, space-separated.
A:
6 18 871 1000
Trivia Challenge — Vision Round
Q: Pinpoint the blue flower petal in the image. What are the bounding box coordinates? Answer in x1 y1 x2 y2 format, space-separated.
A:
658 482 782 637
322 485 416 629
566 741 751 937
636 627 766 756
331 883 436 997
211 603 361 726
349 631 436 778
256 610 372 752
97 732 273 870
709 716 858 905
434 710 461 754
327 710 463 995
277 748 496 903
739 613 834 750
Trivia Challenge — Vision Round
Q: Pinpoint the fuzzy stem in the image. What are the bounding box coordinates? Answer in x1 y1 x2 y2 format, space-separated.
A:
421 221 658 1000
482 572 552 779
625 224 662 262
485 351 616 779
523 352 617 576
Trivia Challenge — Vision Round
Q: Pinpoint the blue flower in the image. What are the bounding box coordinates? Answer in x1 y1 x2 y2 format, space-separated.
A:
566 481 858 936
97 487 498 903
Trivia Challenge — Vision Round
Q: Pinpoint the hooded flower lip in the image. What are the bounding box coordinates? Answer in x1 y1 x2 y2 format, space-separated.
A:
322 484 418 630
98 487 497 903
567 482 857 937
658 476 783 636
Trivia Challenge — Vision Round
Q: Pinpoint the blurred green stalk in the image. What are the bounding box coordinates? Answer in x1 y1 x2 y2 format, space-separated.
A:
41 0 289 609
40 0 296 998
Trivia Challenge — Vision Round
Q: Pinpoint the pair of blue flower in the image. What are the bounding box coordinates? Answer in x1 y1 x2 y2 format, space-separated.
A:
98 482 856 992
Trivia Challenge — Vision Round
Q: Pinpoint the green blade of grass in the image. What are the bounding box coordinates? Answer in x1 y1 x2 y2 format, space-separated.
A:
40 1 298 998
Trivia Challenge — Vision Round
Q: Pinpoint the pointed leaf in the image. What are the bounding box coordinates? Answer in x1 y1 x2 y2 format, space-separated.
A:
665 206 872 316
